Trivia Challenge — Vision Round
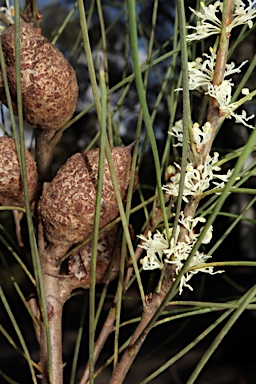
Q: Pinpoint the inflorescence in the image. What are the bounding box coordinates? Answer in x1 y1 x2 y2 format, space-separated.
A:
139 1 255 294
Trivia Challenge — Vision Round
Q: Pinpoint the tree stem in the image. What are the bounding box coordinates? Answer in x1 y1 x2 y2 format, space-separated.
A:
35 128 61 183
40 254 65 384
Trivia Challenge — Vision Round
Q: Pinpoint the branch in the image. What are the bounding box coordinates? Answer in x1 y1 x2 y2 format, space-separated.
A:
200 0 234 164
109 1 236 382
38 220 66 384
109 265 175 384
79 246 144 384
35 129 62 183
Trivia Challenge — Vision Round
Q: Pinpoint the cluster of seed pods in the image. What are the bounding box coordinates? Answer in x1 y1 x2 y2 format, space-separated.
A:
0 19 135 288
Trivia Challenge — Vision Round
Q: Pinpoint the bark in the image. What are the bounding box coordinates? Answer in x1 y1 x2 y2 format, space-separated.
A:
35 129 60 183
39 254 65 384
109 264 176 384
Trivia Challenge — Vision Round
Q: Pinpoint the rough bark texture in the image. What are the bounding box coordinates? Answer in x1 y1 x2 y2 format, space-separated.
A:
40 253 65 384
109 265 176 384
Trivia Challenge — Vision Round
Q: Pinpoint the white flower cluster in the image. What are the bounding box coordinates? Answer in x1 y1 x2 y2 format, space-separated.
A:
162 152 232 203
187 1 256 41
171 119 212 152
186 48 255 129
139 212 223 294
138 230 169 270
187 48 247 91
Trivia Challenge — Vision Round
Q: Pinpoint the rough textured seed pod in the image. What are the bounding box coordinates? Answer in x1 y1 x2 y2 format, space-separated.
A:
0 137 38 207
39 145 133 255
67 224 121 289
0 19 78 130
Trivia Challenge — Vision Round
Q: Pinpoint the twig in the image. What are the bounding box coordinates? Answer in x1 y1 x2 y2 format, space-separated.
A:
35 128 61 183
27 294 40 343
109 265 175 384
38 221 66 384
79 246 144 384
200 0 234 165
109 1 236 383
13 209 24 247
80 184 169 383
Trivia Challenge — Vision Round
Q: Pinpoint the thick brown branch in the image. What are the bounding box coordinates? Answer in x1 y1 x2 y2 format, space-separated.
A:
109 4 237 382
40 267 64 384
110 265 175 384
79 247 144 384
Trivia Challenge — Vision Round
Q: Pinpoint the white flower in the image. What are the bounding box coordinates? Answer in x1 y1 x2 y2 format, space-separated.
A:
185 48 254 129
187 2 222 41
187 1 256 42
170 119 184 147
178 211 206 243
230 109 255 128
170 120 212 152
167 252 223 295
140 250 164 270
192 122 212 150
241 88 250 95
178 212 213 245
207 80 232 107
229 0 256 31
163 152 232 202
138 212 223 294
200 224 213 244
138 230 169 270
187 48 247 93
207 83 255 128
187 52 215 91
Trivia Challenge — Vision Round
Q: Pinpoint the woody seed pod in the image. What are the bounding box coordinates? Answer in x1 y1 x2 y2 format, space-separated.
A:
0 19 78 130
67 224 121 289
40 145 133 258
0 137 38 207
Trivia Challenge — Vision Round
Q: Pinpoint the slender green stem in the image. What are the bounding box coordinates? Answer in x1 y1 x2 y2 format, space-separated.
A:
69 294 88 384
51 2 78 45
139 308 233 384
88 60 107 384
0 234 36 285
132 118 256 351
0 287 38 383
78 0 101 118
187 284 256 383
13 2 52 381
171 0 193 250
127 0 170 239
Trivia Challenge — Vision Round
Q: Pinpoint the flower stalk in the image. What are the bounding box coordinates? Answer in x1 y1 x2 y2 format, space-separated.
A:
110 1 256 382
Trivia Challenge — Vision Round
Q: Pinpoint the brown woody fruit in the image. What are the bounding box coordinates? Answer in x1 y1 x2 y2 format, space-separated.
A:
67 224 121 289
39 145 133 259
0 19 78 130
0 137 38 207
